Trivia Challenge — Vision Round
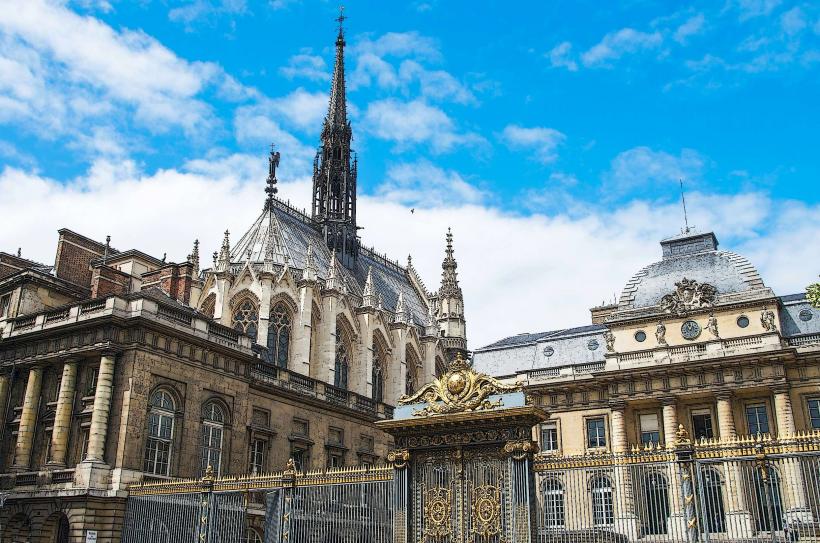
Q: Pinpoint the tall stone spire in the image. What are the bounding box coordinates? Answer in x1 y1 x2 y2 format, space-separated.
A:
311 8 359 269
216 230 231 272
190 239 200 276
437 228 467 359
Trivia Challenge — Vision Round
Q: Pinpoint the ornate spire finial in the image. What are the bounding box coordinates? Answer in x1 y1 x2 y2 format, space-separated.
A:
191 239 200 276
395 291 408 323
425 303 437 336
362 265 375 307
439 228 461 299
217 230 231 272
325 251 339 290
265 144 280 211
336 5 346 39
305 241 318 281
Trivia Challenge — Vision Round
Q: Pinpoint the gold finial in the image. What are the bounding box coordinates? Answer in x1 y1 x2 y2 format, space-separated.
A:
675 424 691 445
202 464 215 483
285 458 297 475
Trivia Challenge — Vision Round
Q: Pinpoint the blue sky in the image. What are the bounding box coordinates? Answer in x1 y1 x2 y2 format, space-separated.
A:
0 0 818 346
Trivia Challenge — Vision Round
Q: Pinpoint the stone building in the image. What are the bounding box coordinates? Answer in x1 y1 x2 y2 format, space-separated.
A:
0 21 465 542
473 229 820 538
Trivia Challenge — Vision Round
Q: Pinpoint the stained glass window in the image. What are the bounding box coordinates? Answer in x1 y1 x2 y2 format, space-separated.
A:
267 302 291 368
334 321 350 390
232 299 259 341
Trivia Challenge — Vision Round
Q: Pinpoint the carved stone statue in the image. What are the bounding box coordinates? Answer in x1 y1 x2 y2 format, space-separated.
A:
707 313 719 338
660 278 717 316
656 322 667 345
603 330 615 353
761 307 777 332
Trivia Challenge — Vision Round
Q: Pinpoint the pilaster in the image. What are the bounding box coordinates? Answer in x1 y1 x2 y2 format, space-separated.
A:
12 365 43 471
47 359 78 467
85 352 116 463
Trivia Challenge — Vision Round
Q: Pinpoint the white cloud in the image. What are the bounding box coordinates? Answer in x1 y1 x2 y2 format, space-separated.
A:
269 88 328 130
280 52 329 81
363 98 486 153
500 125 566 164
0 0 251 136
1 158 817 350
581 28 663 67
233 106 315 176
605 146 705 193
397 60 476 104
352 31 441 62
735 0 783 20
376 160 486 207
169 0 248 26
674 13 706 44
547 41 578 71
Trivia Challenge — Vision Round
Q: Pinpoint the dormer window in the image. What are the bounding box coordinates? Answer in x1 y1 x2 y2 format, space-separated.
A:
0 294 10 318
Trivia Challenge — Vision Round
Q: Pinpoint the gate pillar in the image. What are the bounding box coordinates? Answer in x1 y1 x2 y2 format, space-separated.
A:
379 353 547 543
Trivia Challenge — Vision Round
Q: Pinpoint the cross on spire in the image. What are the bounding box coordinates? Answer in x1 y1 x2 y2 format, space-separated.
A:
336 5 346 36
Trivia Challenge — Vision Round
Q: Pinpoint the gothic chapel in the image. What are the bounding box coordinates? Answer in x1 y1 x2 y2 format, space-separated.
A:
197 20 465 404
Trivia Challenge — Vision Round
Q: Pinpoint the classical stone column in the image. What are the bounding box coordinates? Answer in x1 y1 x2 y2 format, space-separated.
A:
610 402 639 540
773 386 811 522
48 360 78 467
13 366 43 471
292 281 314 376
716 393 753 538
85 353 115 463
716 394 737 440
0 373 10 428
661 397 686 538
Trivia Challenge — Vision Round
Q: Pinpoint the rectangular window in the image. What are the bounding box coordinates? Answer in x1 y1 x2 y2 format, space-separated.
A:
249 439 266 475
639 413 660 445
0 294 10 318
329 427 344 445
809 399 820 430
293 419 309 437
291 448 307 471
327 453 343 469
360 435 374 452
745 404 770 435
586 418 607 449
540 423 559 452
692 410 714 440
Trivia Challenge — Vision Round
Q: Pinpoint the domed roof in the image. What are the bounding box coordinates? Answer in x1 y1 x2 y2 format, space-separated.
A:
618 231 766 310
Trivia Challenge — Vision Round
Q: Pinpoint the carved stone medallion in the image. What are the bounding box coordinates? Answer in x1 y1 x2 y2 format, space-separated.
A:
660 278 717 316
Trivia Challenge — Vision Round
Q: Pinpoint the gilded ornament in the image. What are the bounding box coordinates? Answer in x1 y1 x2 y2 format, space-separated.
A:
504 440 536 460
423 486 452 538
471 484 502 538
399 352 521 417
387 449 410 469
675 424 691 446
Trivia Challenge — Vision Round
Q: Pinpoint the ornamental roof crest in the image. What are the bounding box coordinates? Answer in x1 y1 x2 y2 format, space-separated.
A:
398 352 522 417
660 277 717 316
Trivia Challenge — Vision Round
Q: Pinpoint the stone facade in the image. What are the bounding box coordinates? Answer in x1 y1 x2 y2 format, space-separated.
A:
0 24 467 543
473 230 820 533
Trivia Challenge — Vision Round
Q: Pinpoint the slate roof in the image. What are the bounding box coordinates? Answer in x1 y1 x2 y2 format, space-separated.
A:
478 324 606 351
228 198 429 327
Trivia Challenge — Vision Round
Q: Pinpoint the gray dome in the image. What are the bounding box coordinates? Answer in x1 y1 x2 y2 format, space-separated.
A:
618 232 766 310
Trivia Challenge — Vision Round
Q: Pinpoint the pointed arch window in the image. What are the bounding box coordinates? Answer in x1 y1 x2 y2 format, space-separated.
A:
267 302 291 368
200 401 226 477
334 321 351 390
372 339 386 403
144 389 175 476
232 299 259 341
406 347 421 396
200 294 216 319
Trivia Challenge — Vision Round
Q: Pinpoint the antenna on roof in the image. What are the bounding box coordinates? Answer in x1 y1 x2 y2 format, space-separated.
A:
679 178 691 234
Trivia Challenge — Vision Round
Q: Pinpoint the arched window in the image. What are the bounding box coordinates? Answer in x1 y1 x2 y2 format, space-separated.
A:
753 466 784 532
232 298 259 341
542 479 565 529
200 294 216 319
201 401 226 476
405 347 421 396
334 319 351 390
591 476 614 526
642 472 670 535
144 389 175 476
372 338 387 403
700 467 726 534
245 528 263 543
267 302 291 368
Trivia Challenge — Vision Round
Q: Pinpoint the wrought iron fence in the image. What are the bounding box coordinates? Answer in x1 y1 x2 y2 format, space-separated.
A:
533 433 820 543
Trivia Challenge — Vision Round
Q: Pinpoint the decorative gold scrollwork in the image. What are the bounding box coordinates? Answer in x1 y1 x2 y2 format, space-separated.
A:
399 352 522 417
471 484 502 538
504 440 536 460
423 487 452 538
387 449 410 469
